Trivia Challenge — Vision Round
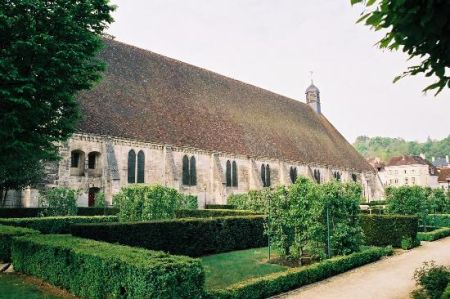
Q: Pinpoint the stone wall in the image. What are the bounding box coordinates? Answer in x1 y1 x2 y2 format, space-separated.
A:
9 133 383 207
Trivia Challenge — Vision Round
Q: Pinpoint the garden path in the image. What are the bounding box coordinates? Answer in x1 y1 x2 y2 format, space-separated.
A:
273 237 450 299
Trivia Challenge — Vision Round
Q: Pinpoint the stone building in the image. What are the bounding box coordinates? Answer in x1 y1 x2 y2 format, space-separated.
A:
12 39 383 207
382 155 439 188
438 168 450 192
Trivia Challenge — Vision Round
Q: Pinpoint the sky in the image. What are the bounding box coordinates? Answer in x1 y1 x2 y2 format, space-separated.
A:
107 0 450 144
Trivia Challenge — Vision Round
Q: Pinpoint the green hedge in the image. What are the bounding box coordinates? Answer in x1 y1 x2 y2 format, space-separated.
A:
0 207 119 218
206 246 393 299
417 227 450 242
205 204 236 210
0 216 117 234
0 224 40 262
12 234 204 299
71 216 267 257
427 214 450 228
359 214 418 247
442 282 450 299
176 209 260 218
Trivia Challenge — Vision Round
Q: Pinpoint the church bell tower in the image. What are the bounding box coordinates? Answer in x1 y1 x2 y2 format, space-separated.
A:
305 81 321 114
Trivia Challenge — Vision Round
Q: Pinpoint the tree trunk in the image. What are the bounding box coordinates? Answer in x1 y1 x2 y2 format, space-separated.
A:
0 188 8 207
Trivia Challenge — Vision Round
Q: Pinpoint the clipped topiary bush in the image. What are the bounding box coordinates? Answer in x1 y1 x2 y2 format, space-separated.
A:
176 209 260 218
205 204 236 210
0 224 40 262
113 184 197 221
0 207 119 218
71 216 267 257
0 216 117 234
359 214 418 247
12 234 205 299
417 227 450 242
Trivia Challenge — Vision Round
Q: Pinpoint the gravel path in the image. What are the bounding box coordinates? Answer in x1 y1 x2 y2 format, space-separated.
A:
274 237 450 299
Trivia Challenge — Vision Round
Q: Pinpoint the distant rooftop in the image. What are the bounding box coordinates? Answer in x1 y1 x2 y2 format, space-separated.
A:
386 155 438 175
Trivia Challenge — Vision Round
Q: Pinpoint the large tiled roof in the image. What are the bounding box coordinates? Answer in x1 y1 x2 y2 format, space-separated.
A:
76 39 373 172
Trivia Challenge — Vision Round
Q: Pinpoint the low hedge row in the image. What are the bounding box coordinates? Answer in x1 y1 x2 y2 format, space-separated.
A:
359 214 418 247
206 246 393 299
427 214 450 228
417 227 450 242
0 207 119 218
0 216 118 234
0 224 40 262
71 216 267 257
176 209 260 218
205 204 236 210
12 234 204 299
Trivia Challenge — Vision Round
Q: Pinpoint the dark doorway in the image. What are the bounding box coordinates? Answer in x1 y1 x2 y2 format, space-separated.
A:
88 187 100 207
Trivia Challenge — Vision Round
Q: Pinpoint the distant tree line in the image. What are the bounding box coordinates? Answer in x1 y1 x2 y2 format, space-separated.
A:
353 136 450 161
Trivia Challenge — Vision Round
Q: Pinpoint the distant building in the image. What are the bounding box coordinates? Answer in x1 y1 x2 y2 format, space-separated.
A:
431 156 449 169
367 157 386 187
437 168 450 192
382 155 439 188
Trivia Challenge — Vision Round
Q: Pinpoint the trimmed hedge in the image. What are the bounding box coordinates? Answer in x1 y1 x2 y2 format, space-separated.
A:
205 204 236 210
205 246 393 299
0 216 117 234
0 207 119 218
427 214 450 228
71 216 267 257
417 227 450 242
0 224 40 262
176 209 260 218
359 214 418 247
12 234 204 299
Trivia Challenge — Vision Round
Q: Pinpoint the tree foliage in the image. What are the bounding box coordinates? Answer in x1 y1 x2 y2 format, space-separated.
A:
353 135 450 161
38 187 79 216
352 0 450 94
0 0 114 196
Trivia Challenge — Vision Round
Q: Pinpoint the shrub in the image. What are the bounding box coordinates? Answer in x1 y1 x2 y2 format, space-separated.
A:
183 195 199 209
94 191 106 208
71 216 267 257
205 204 235 210
0 207 119 218
176 209 260 218
0 224 39 262
412 262 449 299
205 246 393 299
401 237 420 250
417 227 450 242
38 187 79 216
12 234 204 299
442 283 450 299
427 214 450 228
428 189 450 214
228 190 272 213
0 216 117 233
359 214 418 247
113 185 196 221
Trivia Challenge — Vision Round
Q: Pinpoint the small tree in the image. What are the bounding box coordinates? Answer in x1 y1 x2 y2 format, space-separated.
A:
386 186 429 229
428 188 449 214
38 187 79 216
94 191 106 208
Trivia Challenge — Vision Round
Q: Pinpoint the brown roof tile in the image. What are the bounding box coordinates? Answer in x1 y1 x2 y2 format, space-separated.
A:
76 39 373 172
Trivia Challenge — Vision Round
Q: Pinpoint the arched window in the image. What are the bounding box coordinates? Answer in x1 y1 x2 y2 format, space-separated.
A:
137 150 145 183
226 160 232 187
290 166 298 184
261 163 271 187
128 150 136 184
261 164 266 187
182 155 197 186
182 155 190 185
333 171 341 182
266 164 271 187
190 156 197 186
232 161 238 187
313 169 321 184
352 173 358 182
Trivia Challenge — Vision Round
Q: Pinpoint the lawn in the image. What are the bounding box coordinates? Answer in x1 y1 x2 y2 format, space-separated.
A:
201 247 288 290
0 273 75 299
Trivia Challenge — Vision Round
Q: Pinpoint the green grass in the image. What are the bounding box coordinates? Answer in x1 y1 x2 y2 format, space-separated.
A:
201 247 288 290
0 273 62 299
